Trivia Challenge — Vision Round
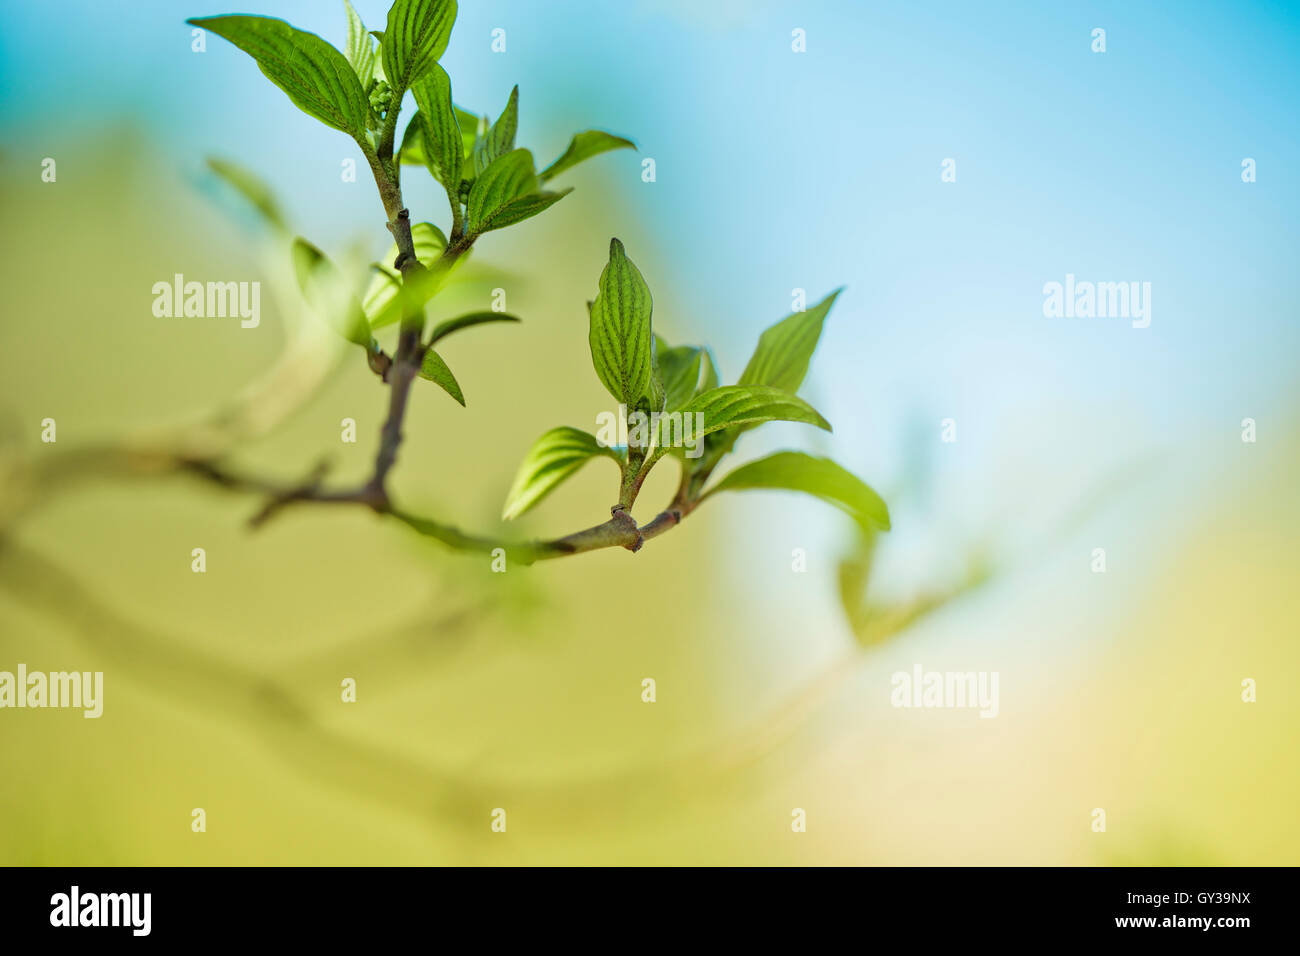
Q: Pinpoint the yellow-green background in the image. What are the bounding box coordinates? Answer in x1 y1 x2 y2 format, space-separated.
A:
1 0 1297 864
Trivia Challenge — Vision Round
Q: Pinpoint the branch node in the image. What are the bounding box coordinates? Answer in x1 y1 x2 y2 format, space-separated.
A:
248 459 332 529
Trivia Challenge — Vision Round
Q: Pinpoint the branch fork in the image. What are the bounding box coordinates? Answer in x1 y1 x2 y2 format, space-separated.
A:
184 154 706 561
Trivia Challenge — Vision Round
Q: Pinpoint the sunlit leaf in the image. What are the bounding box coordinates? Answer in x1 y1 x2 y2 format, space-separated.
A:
418 348 464 404
428 311 520 344
706 451 889 532
472 86 518 176
588 239 654 408
540 130 635 182
399 115 428 165
655 341 702 411
381 0 456 93
738 288 843 394
188 15 370 139
465 148 569 236
653 385 830 460
291 237 371 347
343 0 379 86
410 63 462 191
362 222 448 328
454 105 477 158
502 426 621 520
698 346 720 395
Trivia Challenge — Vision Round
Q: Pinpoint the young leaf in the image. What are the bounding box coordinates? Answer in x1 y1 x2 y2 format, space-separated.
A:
188 15 371 140
738 288 843 394
343 0 379 86
205 157 286 232
645 334 667 416
698 346 720 395
540 130 636 182
656 343 703 411
419 348 464 405
838 525 879 636
362 222 448 328
472 86 519 175
405 221 449 262
382 0 456 94
366 268 445 331
466 148 534 216
291 237 371 347
429 311 520 345
399 116 428 165
653 384 830 459
473 188 571 234
363 268 403 327
705 451 890 532
587 239 654 408
410 64 462 191
373 220 448 275
454 105 478 158
465 149 570 236
502 426 621 520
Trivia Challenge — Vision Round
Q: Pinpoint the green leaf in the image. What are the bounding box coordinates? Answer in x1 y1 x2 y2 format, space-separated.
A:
188 15 370 140
408 221 449 261
837 525 879 635
371 220 447 275
410 64 463 192
429 311 520 345
454 105 478 158
367 31 388 83
365 219 447 281
343 0 379 86
399 115 428 165
473 188 571 234
418 348 464 405
466 148 534 218
205 157 286 232
540 130 636 182
502 426 621 520
587 239 654 408
382 0 456 93
362 268 403 328
698 346 720 395
738 288 843 394
361 222 448 328
291 237 371 347
654 385 830 459
656 342 703 411
645 334 667 416
705 451 890 532
472 86 519 175
464 148 570 236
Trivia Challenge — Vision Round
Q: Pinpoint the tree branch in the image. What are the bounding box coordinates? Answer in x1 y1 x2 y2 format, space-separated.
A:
177 455 695 564
104 118 692 564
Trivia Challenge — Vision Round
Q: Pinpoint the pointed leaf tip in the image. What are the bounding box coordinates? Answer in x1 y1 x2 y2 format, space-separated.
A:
707 451 890 532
